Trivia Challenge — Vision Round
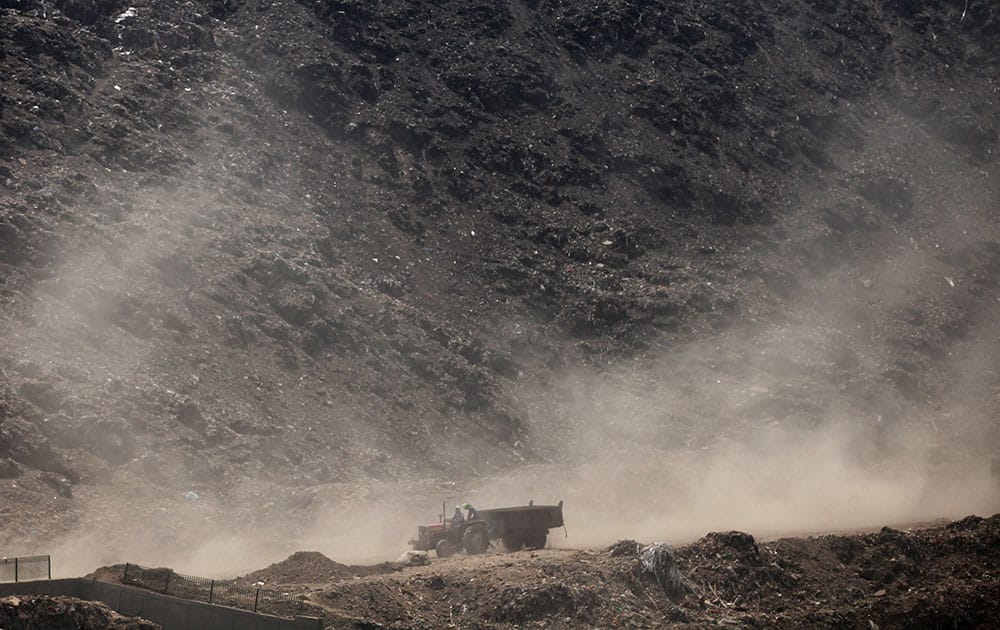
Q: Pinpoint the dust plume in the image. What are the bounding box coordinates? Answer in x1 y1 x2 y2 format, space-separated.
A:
487 116 1000 549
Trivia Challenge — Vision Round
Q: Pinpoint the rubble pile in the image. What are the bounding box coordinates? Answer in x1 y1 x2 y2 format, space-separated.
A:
86 514 1000 628
0 595 160 630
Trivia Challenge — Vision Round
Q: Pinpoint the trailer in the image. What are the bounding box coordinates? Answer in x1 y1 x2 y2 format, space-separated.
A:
479 501 564 551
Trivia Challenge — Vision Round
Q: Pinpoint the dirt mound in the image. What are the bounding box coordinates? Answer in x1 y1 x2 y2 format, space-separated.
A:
0 595 159 630
291 515 1000 628
241 551 400 585
83 563 129 584
241 551 353 584
674 530 795 604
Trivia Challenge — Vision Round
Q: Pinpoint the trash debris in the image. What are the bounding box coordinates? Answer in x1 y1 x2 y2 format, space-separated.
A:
398 550 430 566
944 276 955 287
607 539 641 557
115 7 137 23
640 543 693 600
183 490 200 501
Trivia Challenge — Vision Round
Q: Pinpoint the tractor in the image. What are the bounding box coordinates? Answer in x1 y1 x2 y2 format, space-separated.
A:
409 500 564 557
408 503 489 558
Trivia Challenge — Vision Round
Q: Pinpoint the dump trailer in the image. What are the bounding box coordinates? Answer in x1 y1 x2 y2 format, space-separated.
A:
410 500 564 557
479 500 564 551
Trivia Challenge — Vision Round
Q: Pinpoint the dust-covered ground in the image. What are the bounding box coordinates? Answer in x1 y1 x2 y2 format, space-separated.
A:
88 513 1000 629
1 0 1000 625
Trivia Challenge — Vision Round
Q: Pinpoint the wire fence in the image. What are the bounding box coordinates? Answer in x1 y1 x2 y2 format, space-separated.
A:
0 555 51 583
121 563 307 618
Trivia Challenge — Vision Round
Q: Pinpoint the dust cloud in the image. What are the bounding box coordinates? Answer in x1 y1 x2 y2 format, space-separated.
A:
484 119 1000 550
482 299 1000 550
7 101 1000 579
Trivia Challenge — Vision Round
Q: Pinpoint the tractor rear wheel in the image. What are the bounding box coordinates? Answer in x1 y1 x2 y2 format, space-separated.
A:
502 535 523 552
463 525 489 554
436 539 455 558
525 530 547 549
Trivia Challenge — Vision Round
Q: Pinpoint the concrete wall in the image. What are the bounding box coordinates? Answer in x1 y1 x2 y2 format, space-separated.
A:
0 579 323 630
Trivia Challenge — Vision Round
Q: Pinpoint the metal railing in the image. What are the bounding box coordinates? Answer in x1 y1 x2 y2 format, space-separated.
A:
121 563 307 618
0 555 51 583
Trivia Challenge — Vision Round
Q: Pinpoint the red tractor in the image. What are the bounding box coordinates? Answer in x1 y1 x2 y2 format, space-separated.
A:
408 504 490 558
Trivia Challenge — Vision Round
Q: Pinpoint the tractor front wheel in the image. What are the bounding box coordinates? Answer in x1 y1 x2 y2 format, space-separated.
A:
463 525 490 554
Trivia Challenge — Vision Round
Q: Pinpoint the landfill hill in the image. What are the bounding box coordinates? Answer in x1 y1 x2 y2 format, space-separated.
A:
1 0 999 586
87 514 1000 629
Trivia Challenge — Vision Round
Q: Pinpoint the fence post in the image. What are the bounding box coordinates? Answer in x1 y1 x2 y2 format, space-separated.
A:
14 557 17 583
123 563 130 582
208 579 215 604
254 588 260 613
47 555 51 580
163 571 172 595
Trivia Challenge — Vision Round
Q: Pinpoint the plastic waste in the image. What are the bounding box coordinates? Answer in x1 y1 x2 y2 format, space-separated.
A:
115 8 137 23
640 543 693 599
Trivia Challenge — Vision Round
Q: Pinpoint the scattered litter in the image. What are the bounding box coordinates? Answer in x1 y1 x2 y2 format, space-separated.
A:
640 543 693 600
115 7 137 23
398 550 430 566
607 539 641 557
183 490 200 501
944 276 955 287
113 85 121 91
